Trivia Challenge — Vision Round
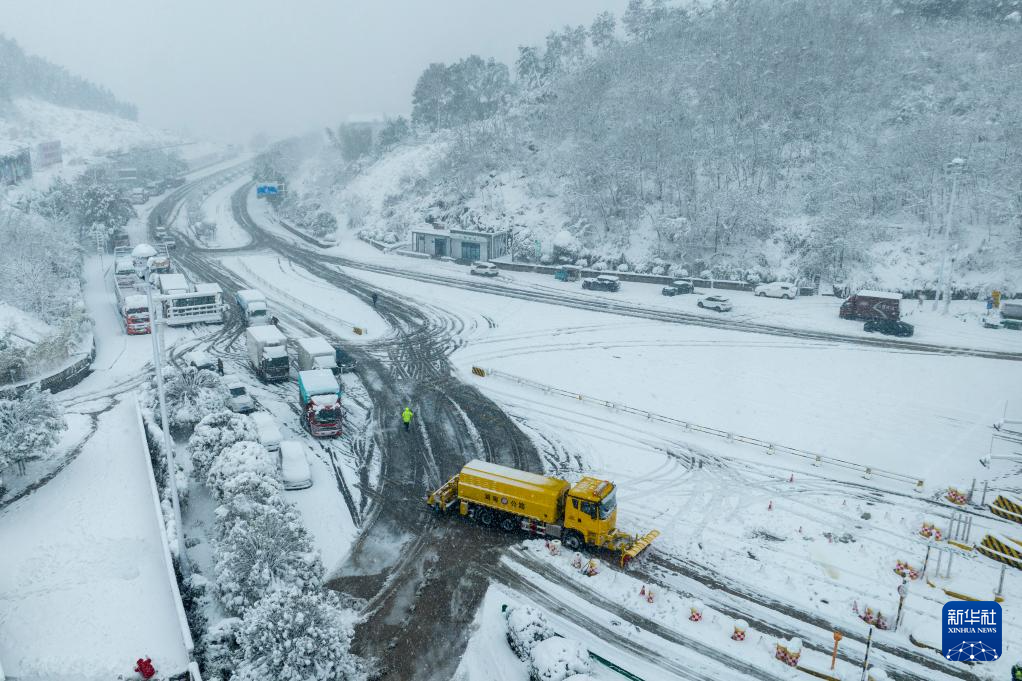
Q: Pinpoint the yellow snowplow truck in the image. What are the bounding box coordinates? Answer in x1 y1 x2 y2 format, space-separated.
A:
427 459 659 566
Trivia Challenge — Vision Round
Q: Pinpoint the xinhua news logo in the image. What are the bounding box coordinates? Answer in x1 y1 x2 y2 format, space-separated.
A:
942 601 1001 663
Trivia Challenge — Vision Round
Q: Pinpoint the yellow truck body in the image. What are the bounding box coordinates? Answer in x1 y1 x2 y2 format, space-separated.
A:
427 459 659 565
457 459 569 524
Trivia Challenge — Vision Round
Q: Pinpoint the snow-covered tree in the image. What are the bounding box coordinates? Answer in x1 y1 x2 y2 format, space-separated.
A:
156 365 227 432
235 588 364 681
311 211 338 238
202 616 242 681
0 386 66 475
213 498 324 615
529 637 591 681
376 117 409 151
188 410 258 482
590 12 617 51
206 440 276 504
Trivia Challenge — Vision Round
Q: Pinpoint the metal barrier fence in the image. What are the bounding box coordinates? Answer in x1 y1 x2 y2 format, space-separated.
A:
479 368 921 488
234 261 365 335
0 336 96 398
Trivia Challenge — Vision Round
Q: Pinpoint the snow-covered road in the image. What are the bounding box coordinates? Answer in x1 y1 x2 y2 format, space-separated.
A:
0 398 191 680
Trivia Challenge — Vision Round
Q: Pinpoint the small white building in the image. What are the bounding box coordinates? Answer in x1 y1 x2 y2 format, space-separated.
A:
410 225 511 262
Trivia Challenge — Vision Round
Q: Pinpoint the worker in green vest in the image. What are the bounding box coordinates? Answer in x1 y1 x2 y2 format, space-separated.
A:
402 406 414 432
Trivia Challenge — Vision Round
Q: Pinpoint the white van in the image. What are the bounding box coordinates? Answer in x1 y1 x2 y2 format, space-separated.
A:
250 411 282 453
279 440 313 490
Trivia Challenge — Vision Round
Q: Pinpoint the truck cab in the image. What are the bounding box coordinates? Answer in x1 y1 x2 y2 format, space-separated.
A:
562 477 617 549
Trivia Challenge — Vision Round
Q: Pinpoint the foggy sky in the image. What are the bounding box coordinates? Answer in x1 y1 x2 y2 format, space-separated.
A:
3 1 631 143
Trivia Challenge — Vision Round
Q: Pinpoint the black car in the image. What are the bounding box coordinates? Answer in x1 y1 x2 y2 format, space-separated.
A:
581 275 621 292
863 319 914 337
334 346 358 373
661 280 693 296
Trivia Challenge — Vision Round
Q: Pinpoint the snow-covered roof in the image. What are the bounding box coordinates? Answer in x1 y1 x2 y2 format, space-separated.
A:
462 459 559 489
857 290 902 300
123 294 148 308
236 289 265 303
250 411 281 439
246 325 286 343
193 283 222 294
158 273 188 292
132 243 157 258
299 369 339 396
297 336 334 355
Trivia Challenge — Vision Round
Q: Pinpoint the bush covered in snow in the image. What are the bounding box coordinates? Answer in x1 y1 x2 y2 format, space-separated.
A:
529 637 591 681
0 385 67 475
505 604 555 661
206 441 276 504
213 496 323 615
234 588 363 681
150 365 227 432
189 410 258 482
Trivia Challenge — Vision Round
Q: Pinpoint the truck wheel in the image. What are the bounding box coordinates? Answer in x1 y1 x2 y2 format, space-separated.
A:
478 508 495 527
499 516 516 532
563 531 583 551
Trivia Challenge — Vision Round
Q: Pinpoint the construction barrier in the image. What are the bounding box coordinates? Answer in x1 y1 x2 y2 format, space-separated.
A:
353 327 365 336
977 534 1022 570
482 368 921 487
991 495 1022 525
471 366 487 377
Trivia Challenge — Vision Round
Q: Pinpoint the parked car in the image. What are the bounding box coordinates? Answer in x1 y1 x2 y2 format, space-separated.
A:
863 319 914 337
250 411 281 453
581 274 621 292
279 440 313 490
470 261 499 277
697 295 732 312
661 280 693 296
183 350 216 372
224 376 256 413
334 346 357 374
755 282 799 299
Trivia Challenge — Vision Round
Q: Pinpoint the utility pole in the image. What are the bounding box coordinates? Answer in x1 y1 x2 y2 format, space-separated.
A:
859 627 874 681
147 274 189 578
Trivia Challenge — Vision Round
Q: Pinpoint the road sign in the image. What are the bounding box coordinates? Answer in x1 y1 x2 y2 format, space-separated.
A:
256 183 283 197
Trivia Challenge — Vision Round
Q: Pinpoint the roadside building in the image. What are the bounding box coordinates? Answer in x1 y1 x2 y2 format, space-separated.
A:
409 224 511 262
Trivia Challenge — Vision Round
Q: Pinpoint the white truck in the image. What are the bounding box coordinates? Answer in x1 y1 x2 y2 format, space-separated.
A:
235 289 270 326
112 257 150 335
246 325 289 382
296 336 338 373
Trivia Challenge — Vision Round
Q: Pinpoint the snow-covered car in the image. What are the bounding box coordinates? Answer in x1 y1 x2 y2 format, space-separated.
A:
279 440 313 490
224 376 255 414
183 349 216 372
661 280 693 296
697 295 732 312
470 261 499 277
581 275 620 292
505 605 555 661
754 281 799 299
863 319 914 337
250 411 282 453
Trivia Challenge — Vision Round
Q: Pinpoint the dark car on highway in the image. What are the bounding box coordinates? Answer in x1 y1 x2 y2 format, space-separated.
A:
863 319 914 337
661 280 693 296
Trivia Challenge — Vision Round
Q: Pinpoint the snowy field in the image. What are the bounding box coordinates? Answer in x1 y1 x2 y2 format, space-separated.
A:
0 398 190 680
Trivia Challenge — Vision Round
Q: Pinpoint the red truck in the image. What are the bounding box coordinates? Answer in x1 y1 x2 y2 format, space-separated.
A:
839 290 902 321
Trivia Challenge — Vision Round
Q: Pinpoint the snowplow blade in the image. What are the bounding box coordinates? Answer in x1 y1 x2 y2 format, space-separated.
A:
621 529 660 566
426 474 459 512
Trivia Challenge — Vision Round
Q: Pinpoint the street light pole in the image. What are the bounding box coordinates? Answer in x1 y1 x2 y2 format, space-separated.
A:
146 276 189 578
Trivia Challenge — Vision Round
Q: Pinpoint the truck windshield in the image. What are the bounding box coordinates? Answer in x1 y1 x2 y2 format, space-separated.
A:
229 387 246 397
250 309 267 317
315 407 341 423
599 488 617 519
267 356 289 367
